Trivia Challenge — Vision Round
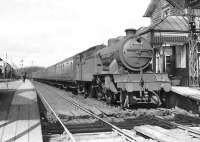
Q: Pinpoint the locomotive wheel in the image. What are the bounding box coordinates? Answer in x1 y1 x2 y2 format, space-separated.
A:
105 95 112 104
72 90 78 95
113 93 117 102
77 85 82 95
89 86 95 98
105 90 112 104
97 92 103 100
91 86 104 100
84 92 88 98
150 91 161 106
83 86 89 98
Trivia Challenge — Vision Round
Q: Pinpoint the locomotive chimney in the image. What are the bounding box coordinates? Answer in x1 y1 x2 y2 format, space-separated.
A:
125 28 136 37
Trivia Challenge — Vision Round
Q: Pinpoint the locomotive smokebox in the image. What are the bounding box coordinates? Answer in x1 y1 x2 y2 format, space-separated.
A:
98 29 153 72
125 28 136 37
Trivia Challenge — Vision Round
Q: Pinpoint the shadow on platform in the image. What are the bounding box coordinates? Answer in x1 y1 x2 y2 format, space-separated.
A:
0 88 40 121
4 122 40 142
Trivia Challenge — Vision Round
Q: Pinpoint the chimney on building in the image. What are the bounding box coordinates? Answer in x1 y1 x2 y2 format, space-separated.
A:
125 28 136 37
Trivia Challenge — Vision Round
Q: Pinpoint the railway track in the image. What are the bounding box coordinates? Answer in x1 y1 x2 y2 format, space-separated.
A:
34 81 200 142
36 81 150 142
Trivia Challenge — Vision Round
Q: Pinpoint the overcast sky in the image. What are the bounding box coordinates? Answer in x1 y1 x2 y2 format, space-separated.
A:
0 0 150 68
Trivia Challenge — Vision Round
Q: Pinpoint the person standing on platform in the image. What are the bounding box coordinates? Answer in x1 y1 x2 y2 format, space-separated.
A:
23 72 27 82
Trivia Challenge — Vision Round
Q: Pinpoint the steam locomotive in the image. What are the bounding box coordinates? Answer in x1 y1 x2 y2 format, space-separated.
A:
33 29 171 107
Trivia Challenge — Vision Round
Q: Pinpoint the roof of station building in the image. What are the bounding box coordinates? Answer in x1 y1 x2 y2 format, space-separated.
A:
137 15 189 36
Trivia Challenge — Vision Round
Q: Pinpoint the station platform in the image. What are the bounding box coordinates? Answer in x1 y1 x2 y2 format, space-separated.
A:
171 86 200 102
0 80 22 90
0 80 43 142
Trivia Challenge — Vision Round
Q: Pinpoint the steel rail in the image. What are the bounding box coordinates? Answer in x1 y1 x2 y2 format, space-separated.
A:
37 90 76 142
54 92 137 142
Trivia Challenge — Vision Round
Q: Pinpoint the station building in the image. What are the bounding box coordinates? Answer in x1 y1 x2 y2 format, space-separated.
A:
138 0 200 86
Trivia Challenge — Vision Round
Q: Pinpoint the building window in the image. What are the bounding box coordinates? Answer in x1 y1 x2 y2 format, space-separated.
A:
176 46 186 68
165 55 171 73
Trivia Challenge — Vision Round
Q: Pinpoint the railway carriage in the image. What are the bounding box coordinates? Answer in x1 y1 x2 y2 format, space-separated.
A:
33 29 171 107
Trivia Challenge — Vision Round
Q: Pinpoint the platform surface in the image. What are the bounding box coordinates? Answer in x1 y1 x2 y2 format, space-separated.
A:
0 80 43 142
134 125 200 142
0 80 22 90
171 86 200 101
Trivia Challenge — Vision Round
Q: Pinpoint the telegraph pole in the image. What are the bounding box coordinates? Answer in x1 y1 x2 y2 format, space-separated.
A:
5 53 8 88
188 7 199 86
20 59 23 77
20 59 23 68
4 53 7 79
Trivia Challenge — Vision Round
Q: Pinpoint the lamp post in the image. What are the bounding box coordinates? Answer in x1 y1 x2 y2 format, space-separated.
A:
20 59 23 79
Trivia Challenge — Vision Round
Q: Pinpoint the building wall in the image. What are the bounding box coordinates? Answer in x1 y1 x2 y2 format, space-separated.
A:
153 43 188 86
148 0 200 24
151 0 183 24
144 0 200 86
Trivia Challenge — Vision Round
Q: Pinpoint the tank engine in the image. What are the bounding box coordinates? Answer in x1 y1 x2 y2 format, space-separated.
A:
92 29 170 107
33 29 171 107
